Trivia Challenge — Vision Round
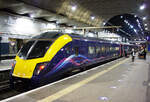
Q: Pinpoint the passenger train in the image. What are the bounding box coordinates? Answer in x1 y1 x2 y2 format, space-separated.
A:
10 32 134 88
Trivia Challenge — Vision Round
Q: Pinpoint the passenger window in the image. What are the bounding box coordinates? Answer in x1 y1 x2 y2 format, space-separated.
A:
88 46 95 54
96 46 100 54
102 46 105 52
65 46 71 54
110 47 112 51
116 47 119 51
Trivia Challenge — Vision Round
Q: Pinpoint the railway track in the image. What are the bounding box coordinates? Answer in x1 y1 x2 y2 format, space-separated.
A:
0 80 10 90
0 69 10 81
0 69 11 91
0 69 21 100
0 80 24 100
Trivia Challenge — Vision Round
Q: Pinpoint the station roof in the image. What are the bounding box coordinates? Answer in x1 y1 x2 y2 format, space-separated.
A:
0 0 149 39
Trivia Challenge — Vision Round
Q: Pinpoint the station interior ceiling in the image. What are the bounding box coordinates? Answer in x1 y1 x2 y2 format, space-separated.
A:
0 0 149 41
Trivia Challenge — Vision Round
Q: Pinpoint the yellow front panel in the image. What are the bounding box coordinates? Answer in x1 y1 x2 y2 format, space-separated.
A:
12 34 72 79
13 56 47 78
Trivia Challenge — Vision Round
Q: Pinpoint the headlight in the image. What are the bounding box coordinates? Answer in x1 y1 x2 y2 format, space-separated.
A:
34 62 49 75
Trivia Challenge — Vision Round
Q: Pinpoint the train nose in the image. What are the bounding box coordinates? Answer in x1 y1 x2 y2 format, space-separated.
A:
12 57 36 78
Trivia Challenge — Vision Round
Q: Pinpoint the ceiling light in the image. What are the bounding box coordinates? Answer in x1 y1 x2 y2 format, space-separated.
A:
103 22 106 25
29 14 34 18
134 29 137 33
130 25 133 28
143 17 147 20
134 15 137 17
15 18 36 33
72 6 77 11
139 4 146 10
73 26 77 28
56 21 59 24
144 24 147 26
91 16 95 20
145 28 148 30
120 16 123 18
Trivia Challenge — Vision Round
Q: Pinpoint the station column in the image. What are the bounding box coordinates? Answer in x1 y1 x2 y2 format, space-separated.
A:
0 37 1 62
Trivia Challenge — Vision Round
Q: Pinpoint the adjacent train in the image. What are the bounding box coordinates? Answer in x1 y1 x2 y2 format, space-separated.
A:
10 32 134 88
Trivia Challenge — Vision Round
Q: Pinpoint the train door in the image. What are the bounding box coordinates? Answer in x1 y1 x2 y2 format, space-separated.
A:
120 44 124 57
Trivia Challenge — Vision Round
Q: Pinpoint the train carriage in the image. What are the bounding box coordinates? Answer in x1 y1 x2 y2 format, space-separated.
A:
10 32 126 88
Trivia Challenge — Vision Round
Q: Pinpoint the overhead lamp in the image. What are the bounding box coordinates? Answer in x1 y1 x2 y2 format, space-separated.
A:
71 6 77 11
15 18 36 33
73 26 77 28
120 16 123 18
145 27 148 30
134 15 137 18
91 16 95 20
134 29 137 33
144 24 147 26
103 22 106 25
130 25 133 28
29 14 34 18
139 4 146 10
143 17 147 20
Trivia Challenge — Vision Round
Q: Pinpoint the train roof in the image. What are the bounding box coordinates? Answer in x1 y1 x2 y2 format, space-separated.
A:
32 31 117 44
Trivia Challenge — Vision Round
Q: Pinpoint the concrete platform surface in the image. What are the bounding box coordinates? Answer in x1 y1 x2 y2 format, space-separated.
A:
2 55 150 102
0 59 14 71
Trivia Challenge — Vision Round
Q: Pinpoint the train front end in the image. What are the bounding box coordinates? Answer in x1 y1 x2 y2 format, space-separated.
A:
10 33 72 88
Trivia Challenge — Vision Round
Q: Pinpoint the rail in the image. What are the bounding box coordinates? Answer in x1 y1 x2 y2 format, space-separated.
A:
0 69 11 82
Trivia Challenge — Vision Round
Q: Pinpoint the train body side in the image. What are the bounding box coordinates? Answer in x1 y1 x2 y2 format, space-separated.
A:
10 33 122 87
33 37 121 85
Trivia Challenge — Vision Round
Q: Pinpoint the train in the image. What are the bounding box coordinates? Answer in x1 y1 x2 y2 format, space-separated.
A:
10 32 135 88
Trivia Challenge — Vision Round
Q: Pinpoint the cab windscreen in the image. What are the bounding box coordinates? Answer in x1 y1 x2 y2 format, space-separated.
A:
18 40 52 59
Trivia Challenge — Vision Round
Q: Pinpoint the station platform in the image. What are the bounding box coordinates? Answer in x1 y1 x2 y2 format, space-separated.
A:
0 54 16 60
0 59 13 71
2 55 150 102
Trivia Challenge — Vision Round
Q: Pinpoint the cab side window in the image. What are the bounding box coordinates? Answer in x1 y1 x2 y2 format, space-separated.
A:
74 47 79 56
65 45 71 54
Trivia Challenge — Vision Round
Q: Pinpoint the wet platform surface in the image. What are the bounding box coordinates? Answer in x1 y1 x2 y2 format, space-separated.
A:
2 55 150 102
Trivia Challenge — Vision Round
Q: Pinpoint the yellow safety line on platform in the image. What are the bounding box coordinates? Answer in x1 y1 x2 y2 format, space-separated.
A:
38 58 129 102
